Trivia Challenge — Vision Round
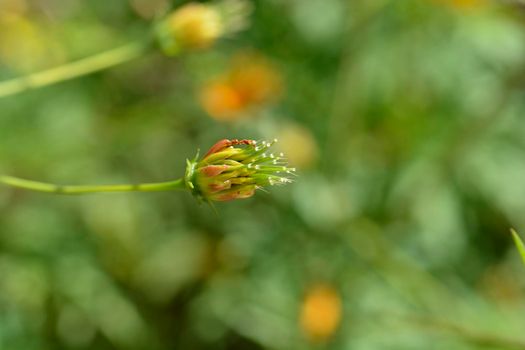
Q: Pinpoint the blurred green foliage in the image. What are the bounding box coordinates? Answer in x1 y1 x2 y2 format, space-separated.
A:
2 0 525 349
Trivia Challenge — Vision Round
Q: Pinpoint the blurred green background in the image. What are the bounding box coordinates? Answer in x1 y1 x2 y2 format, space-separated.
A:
2 0 525 349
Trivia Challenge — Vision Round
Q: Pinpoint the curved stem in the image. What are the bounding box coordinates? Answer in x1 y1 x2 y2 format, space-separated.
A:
0 40 151 98
0 175 186 195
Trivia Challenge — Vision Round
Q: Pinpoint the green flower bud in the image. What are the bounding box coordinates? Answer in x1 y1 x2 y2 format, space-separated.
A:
185 139 295 202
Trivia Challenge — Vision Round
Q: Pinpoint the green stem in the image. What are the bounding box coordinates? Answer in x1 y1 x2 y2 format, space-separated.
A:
511 228 525 266
0 40 150 98
0 175 186 195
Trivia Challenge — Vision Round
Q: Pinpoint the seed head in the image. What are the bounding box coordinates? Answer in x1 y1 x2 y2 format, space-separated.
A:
185 138 295 202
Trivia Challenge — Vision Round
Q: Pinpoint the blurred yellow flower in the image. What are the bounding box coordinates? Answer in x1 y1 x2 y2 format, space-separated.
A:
277 123 318 169
199 52 283 121
299 283 342 343
168 3 224 50
157 0 253 55
0 13 64 73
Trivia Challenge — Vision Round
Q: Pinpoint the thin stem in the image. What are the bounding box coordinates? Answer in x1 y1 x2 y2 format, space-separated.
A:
0 175 186 195
0 40 150 98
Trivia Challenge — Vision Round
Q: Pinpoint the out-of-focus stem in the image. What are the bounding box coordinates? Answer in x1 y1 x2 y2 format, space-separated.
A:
0 175 186 194
0 41 150 98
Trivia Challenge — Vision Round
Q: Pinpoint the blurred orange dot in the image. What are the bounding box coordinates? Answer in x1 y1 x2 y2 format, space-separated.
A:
300 283 342 343
199 81 244 121
228 53 283 104
199 51 283 122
